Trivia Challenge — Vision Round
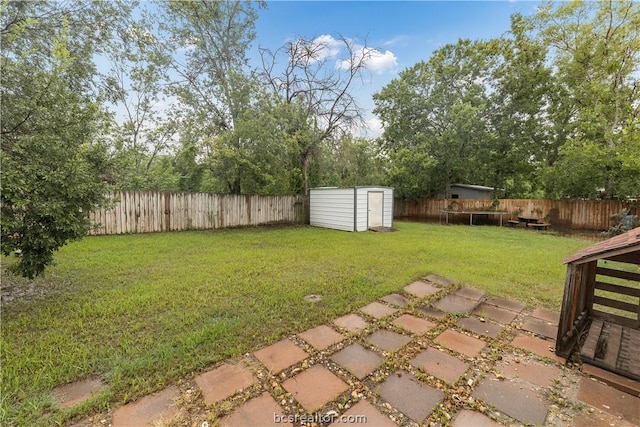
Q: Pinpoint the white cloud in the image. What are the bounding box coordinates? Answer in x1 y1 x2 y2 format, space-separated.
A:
293 34 342 64
337 46 398 75
355 116 384 139
364 48 398 74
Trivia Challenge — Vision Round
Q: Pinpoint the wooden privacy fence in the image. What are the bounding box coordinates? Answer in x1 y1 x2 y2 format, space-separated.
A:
88 191 305 235
394 198 638 231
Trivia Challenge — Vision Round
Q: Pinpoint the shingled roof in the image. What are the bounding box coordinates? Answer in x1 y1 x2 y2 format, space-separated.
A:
564 227 640 265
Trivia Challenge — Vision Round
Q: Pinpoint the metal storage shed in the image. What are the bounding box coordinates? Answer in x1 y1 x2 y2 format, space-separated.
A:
309 186 394 232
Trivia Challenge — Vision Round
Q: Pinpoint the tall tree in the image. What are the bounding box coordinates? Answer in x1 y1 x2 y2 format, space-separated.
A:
260 35 372 194
534 0 640 198
100 8 176 190
1 0 130 278
159 0 264 194
373 39 490 198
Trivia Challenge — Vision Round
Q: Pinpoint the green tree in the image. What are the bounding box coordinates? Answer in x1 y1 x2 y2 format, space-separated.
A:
1 1 127 277
534 0 640 198
373 39 490 198
260 35 372 194
160 0 264 194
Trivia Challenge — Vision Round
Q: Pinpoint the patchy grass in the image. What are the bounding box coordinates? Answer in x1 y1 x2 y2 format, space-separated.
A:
0 222 592 425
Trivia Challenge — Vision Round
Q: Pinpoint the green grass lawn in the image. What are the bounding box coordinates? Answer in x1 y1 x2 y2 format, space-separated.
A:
0 221 594 425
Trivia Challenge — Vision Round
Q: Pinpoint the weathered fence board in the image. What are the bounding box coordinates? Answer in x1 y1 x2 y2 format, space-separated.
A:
394 198 637 231
88 191 305 235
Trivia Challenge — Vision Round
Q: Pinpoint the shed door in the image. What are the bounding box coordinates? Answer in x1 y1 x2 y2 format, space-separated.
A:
368 192 384 228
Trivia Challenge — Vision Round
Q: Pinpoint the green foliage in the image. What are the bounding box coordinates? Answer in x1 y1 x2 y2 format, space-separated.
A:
0 1 124 278
373 1 640 200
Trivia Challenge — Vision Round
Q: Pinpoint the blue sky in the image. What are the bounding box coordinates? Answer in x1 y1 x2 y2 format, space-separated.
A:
252 1 542 137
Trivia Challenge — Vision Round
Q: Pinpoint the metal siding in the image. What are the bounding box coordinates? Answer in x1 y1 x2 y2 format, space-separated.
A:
310 188 356 231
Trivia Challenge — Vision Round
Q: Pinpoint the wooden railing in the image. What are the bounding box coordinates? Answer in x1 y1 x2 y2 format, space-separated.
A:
592 266 640 328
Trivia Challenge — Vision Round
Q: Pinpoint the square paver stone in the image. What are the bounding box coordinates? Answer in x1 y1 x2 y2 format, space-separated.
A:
473 303 518 324
495 359 561 389
367 329 412 352
411 347 469 385
381 293 409 307
456 317 503 338
360 301 398 319
195 363 255 405
254 339 309 373
531 308 560 324
425 274 455 287
484 296 525 313
282 365 349 412
417 305 447 320
220 392 289 426
298 325 344 350
393 314 436 335
333 313 370 333
511 333 564 363
435 329 486 357
404 281 440 298
328 400 396 426
472 374 549 426
451 409 502 427
578 377 640 425
112 385 179 427
331 343 383 380
378 371 444 423
520 317 558 340
54 378 104 409
433 294 480 314
455 287 485 301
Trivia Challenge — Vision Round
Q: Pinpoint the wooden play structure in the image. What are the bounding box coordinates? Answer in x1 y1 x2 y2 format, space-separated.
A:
556 227 640 380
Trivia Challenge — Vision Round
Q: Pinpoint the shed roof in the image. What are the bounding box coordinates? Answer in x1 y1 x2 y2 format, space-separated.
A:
564 227 640 265
451 184 495 191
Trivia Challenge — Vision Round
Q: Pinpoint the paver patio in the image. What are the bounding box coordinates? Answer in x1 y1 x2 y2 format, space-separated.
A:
64 276 640 427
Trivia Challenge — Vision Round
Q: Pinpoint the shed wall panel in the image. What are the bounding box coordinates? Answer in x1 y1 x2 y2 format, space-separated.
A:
310 189 356 231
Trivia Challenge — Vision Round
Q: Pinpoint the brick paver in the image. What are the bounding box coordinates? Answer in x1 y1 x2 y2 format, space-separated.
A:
417 305 446 320
521 316 558 339
333 313 369 333
435 329 486 357
220 392 288 427
378 371 444 423
366 329 412 352
456 317 503 338
328 400 396 426
473 303 518 323
455 287 484 301
581 363 640 397
254 339 308 373
495 359 561 388
112 385 179 427
393 314 436 335
451 409 502 427
484 296 525 313
410 347 469 385
472 374 549 425
360 301 398 319
381 293 409 307
53 378 104 409
511 333 564 363
531 308 560 324
194 363 255 405
425 274 455 287
403 281 440 298
433 294 480 314
331 343 383 380
577 377 640 425
282 365 349 412
298 325 344 350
